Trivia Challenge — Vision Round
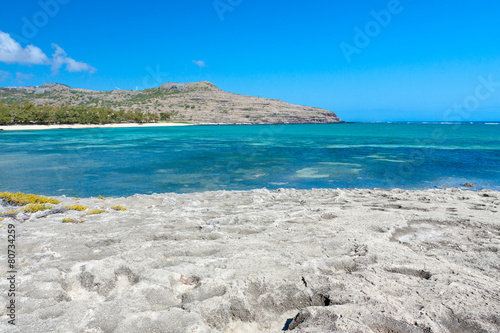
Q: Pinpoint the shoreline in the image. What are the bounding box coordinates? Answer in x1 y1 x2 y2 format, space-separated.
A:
0 121 350 131
0 187 498 332
0 122 193 131
2 121 497 132
0 185 492 199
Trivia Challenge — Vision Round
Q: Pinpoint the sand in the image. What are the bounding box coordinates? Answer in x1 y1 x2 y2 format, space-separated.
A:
0 188 499 332
0 123 192 131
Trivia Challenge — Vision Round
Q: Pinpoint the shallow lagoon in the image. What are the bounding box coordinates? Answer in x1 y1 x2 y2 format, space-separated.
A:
1 123 499 197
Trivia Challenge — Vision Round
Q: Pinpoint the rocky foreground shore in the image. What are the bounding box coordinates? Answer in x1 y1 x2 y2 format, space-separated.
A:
0 188 499 332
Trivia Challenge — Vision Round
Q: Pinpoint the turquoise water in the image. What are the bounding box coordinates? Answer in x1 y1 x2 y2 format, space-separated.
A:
0 123 499 197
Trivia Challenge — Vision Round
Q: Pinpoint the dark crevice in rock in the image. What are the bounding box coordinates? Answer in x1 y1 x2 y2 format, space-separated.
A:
385 267 432 280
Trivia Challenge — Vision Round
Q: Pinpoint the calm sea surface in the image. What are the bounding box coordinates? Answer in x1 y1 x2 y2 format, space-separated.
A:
0 123 499 197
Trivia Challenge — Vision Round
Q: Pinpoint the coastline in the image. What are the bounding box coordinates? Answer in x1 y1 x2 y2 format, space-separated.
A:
0 121 349 131
1 187 498 332
0 122 192 131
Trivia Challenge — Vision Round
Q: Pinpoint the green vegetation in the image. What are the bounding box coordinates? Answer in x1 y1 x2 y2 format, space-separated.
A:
97 195 106 199
111 205 128 211
127 87 187 103
179 104 196 109
22 204 52 213
87 209 106 215
0 192 61 206
0 102 168 125
65 204 88 211
159 112 173 121
62 218 84 224
2 209 19 216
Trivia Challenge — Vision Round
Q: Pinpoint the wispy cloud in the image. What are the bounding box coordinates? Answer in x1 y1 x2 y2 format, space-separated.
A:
0 70 35 84
0 31 96 74
0 70 11 81
15 72 34 83
51 44 96 74
192 60 206 68
0 31 48 65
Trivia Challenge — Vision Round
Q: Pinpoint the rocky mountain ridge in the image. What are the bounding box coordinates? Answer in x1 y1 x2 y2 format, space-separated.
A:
0 81 341 124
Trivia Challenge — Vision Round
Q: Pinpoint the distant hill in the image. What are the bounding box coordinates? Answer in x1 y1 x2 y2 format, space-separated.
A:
0 81 341 124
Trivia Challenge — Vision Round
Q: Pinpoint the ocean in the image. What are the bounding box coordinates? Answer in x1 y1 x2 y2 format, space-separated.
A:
0 123 499 197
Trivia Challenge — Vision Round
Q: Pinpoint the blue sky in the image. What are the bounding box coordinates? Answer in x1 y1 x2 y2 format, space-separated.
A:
0 0 499 121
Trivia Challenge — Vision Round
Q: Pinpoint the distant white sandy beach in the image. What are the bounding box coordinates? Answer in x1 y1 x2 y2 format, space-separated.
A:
0 122 192 131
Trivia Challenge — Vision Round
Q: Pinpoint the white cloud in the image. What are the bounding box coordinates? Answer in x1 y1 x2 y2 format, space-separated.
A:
0 31 48 65
0 31 96 74
192 60 206 68
51 44 96 74
0 70 11 81
15 72 34 82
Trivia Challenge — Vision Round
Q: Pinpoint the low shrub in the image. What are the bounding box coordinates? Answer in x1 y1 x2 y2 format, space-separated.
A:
87 209 106 215
65 205 88 211
0 192 61 206
22 204 52 213
62 218 84 224
1 209 19 216
111 205 128 211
